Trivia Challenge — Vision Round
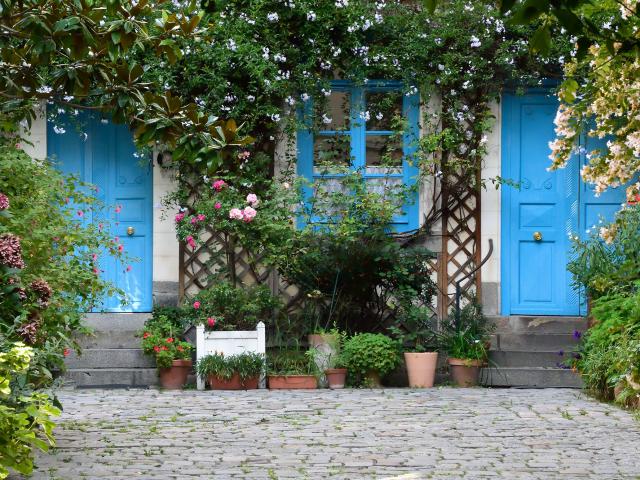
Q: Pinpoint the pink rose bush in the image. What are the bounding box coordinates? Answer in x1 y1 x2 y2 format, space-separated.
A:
0 192 9 210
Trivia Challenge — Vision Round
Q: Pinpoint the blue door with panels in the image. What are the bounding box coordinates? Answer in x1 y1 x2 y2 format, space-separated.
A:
502 92 626 316
47 113 153 312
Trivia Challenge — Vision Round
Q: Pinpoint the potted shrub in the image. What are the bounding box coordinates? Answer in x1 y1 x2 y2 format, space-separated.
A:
324 352 348 389
341 333 401 387
196 352 265 390
439 299 493 387
267 350 318 389
140 315 194 389
390 304 439 388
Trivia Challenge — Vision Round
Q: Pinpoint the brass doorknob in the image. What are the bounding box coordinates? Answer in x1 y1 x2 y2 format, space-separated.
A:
533 231 542 241
126 226 135 236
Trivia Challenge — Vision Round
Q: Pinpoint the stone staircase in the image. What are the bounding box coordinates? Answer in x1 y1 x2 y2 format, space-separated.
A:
64 313 158 388
482 316 586 388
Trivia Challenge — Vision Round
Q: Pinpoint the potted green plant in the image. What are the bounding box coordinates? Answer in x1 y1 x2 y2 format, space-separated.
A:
390 304 439 388
142 332 193 389
267 350 319 389
324 352 348 389
439 299 493 387
341 333 401 387
196 352 265 390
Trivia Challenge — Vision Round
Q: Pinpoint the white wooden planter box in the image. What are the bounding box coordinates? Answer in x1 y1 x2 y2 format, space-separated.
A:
196 322 266 390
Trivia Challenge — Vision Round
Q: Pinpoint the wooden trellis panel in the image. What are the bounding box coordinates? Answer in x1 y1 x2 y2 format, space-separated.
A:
438 168 482 318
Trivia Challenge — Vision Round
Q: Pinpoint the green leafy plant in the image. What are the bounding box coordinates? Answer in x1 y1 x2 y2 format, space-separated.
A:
267 350 319 376
197 352 265 382
140 318 193 370
389 303 439 353
0 342 59 479
439 299 493 361
341 333 401 383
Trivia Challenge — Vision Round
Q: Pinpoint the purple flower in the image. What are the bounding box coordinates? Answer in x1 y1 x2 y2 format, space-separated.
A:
573 330 582 340
0 192 9 210
0 234 25 269
557 350 564 356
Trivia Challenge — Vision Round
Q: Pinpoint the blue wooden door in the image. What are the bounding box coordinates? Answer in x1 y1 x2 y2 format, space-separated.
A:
502 93 626 316
47 114 153 312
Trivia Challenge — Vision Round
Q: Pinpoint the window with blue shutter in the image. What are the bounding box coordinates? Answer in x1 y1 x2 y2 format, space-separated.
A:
297 80 420 232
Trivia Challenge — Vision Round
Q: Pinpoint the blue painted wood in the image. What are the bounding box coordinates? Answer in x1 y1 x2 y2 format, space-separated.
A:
502 94 628 316
296 80 419 232
47 113 153 312
502 92 577 315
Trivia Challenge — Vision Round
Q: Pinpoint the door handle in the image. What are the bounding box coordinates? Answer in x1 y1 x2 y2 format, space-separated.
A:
533 231 542 241
127 226 135 236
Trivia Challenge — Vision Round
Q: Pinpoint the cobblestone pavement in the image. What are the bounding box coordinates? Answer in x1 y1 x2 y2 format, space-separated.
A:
18 388 640 480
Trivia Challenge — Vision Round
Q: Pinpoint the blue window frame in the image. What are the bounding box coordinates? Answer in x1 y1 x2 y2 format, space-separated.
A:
297 80 420 232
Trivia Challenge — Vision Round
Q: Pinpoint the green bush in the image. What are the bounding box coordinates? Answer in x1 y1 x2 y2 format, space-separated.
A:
341 333 401 383
573 288 640 406
0 342 59 479
140 315 193 369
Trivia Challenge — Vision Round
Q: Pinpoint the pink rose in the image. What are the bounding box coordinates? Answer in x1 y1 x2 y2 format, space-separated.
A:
212 179 227 192
115 205 122 213
175 212 185 223
193 301 201 309
246 193 259 205
0 193 9 210
242 206 257 223
197 214 206 222
190 216 198 225
229 208 243 220
126 265 132 272
77 210 83 217
207 317 216 328
186 235 196 250
214 202 222 210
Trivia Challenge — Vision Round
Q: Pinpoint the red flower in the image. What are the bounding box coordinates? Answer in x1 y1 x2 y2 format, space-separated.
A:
143 332 150 339
161 346 168 351
193 301 201 309
207 317 216 328
153 346 160 352
166 337 174 343
63 348 71 357
177 345 184 352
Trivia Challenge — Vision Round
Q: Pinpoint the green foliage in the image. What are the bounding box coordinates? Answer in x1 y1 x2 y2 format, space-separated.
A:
280 171 437 333
140 315 193 370
0 342 60 479
188 281 282 331
196 352 265 381
0 144 126 386
568 204 640 299
341 333 401 382
389 304 438 353
267 350 318 376
439 299 493 361
573 288 640 406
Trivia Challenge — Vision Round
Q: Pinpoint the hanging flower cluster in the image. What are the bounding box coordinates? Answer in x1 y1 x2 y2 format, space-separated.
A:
0 233 25 269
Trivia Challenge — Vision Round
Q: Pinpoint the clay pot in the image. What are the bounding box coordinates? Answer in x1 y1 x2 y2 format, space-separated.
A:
159 359 192 389
208 373 259 390
448 358 483 387
325 368 348 389
404 352 438 388
268 375 318 389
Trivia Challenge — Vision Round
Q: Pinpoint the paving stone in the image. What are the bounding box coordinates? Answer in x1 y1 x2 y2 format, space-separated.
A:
8 388 640 479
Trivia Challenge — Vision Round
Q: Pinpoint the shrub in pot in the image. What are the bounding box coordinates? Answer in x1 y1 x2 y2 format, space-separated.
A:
341 333 401 387
267 350 318 389
140 315 194 389
390 304 439 388
439 299 493 387
197 352 265 390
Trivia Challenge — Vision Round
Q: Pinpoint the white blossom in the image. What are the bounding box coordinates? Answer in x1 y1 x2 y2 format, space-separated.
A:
470 35 481 48
307 11 317 21
267 12 279 22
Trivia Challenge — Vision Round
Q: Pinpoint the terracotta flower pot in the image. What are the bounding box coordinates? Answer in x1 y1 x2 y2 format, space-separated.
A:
208 373 259 390
159 359 192 390
268 375 318 389
325 368 347 389
448 358 483 387
404 352 438 388
308 334 340 385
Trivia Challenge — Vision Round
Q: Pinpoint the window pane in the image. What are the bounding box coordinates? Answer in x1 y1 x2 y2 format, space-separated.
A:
366 177 405 210
366 135 402 174
314 135 351 174
316 91 350 130
366 91 403 130
312 178 349 217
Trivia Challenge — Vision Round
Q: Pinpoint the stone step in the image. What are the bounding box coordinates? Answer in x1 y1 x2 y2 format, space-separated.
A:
489 350 575 368
76 330 142 349
83 312 150 332
65 349 154 369
488 316 587 334
481 367 583 388
491 333 581 352
64 368 158 388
